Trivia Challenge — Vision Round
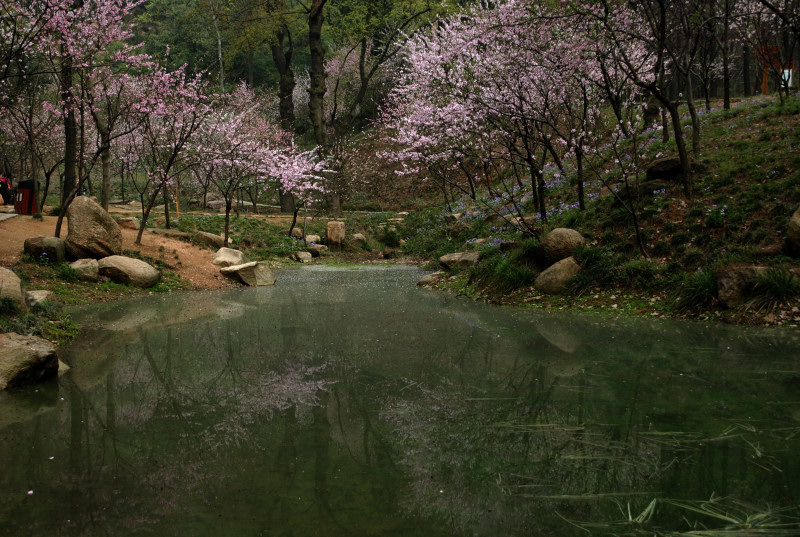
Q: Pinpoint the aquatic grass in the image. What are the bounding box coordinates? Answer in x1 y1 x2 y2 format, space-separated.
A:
557 492 800 536
659 496 800 536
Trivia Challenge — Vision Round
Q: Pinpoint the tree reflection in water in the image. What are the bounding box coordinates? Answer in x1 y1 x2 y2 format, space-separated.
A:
0 267 798 536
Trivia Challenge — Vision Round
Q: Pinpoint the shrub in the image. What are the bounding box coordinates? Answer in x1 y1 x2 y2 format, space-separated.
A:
602 230 619 245
571 246 620 289
704 205 726 228
0 296 21 317
380 227 402 248
671 232 692 246
751 267 799 305
681 249 705 268
652 241 670 257
58 264 79 282
470 249 538 294
676 269 717 311
622 259 661 289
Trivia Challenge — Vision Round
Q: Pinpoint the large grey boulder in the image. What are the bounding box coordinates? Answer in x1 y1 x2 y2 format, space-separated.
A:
788 206 800 256
98 255 161 288
23 236 65 264
69 259 99 282
213 247 248 268
534 256 581 295
541 228 586 262
0 333 58 390
193 231 225 250
646 156 685 182
439 251 480 270
327 221 346 246
220 261 276 286
715 265 769 308
65 196 122 259
0 267 27 311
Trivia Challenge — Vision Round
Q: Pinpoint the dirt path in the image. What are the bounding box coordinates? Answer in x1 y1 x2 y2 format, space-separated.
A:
0 210 234 290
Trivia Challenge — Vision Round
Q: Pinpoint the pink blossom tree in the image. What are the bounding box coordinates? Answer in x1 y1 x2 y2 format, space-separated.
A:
121 66 208 244
191 83 327 246
35 0 147 211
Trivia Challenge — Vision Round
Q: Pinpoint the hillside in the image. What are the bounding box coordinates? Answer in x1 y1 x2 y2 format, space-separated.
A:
400 94 800 326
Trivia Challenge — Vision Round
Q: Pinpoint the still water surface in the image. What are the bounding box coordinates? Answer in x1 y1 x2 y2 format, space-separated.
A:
1 266 799 536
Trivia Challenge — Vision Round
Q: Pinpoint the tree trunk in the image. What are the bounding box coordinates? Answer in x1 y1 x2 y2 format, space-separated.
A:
212 10 224 91
271 27 296 132
163 183 171 229
685 76 701 154
272 27 297 213
136 187 162 244
60 54 77 212
666 100 693 196
576 147 585 211
722 0 731 110
743 43 751 97
308 0 328 148
279 185 295 213
100 129 111 210
224 199 232 247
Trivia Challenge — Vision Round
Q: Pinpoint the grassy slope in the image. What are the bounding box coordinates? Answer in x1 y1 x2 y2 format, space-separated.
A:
397 94 800 326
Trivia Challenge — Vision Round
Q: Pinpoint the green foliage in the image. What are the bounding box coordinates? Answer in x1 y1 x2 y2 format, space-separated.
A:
58 265 79 283
621 258 660 289
379 226 402 248
0 296 21 317
670 232 692 246
681 248 705 268
469 248 538 294
704 206 726 228
0 296 79 343
677 269 717 311
651 241 670 257
570 246 621 290
750 267 800 307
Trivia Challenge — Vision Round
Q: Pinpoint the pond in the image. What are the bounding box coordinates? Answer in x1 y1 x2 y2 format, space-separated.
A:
1 266 799 536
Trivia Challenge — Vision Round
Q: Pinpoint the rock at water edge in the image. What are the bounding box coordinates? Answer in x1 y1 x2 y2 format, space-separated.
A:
0 333 58 390
220 262 277 286
534 257 581 295
98 255 161 288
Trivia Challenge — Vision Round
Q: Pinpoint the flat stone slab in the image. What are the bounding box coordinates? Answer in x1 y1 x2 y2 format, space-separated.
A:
150 229 191 240
439 251 480 270
220 261 276 286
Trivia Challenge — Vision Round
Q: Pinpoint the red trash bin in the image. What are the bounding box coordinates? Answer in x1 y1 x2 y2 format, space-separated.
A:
14 180 38 215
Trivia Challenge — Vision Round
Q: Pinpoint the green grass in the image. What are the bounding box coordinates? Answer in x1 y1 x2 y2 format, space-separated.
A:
676 269 718 312
0 295 80 344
